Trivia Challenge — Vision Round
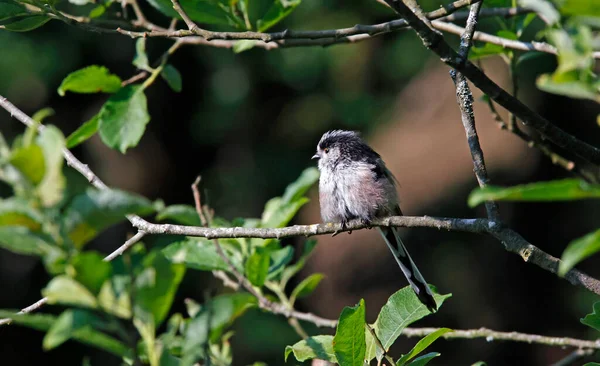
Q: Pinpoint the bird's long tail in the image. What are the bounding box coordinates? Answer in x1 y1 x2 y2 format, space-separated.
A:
378 227 437 312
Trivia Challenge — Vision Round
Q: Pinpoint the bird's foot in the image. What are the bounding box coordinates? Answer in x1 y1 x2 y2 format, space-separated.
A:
361 218 373 229
332 220 351 237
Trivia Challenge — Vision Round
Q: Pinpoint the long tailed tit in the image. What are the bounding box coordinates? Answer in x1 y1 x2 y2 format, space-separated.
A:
313 130 437 312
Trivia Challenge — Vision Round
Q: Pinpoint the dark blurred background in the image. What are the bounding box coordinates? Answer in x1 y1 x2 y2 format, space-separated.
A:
1 0 600 364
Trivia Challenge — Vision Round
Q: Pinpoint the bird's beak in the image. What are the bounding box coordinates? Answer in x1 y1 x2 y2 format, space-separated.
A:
311 153 320 160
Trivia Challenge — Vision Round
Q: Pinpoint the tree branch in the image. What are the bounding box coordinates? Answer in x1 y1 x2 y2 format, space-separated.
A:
382 0 600 166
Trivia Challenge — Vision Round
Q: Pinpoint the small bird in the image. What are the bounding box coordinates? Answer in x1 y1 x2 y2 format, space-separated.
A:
312 130 437 312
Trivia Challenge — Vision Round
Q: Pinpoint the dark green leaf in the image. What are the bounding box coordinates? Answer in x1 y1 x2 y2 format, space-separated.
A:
163 238 231 271
290 273 324 304
98 85 150 153
133 39 151 71
0 0 27 22
285 335 337 362
405 352 440 366
36 126 66 207
365 287 451 361
0 198 44 231
66 115 99 148
280 240 317 286
581 302 600 332
182 293 257 366
559 229 600 276
70 252 112 295
144 0 244 27
469 179 600 207
396 328 452 365
42 275 98 308
157 204 201 226
161 64 182 92
62 188 154 247
245 248 270 287
333 299 366 366
3 15 51 32
267 245 294 279
58 65 122 96
43 309 107 350
257 0 301 32
135 252 185 325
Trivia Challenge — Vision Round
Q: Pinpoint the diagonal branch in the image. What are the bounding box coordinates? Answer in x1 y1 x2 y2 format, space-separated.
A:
382 0 600 166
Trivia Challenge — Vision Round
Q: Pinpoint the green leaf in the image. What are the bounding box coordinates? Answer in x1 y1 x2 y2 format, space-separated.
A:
547 26 594 74
10 144 45 185
0 226 56 256
584 363 600 366
66 115 99 148
559 229 600 276
43 309 104 350
281 167 320 203
0 0 28 22
89 5 105 18
290 273 324 305
3 15 51 32
280 240 317 287
42 275 98 309
98 85 150 153
405 352 440 366
0 310 55 331
182 293 257 366
581 302 600 332
518 0 559 24
144 0 244 27
233 40 257 53
157 204 201 226
133 38 151 71
135 252 185 325
285 335 337 362
365 287 451 361
257 0 301 32
333 299 366 366
98 275 131 318
396 328 452 365
134 311 158 366
468 179 600 207
36 126 66 207
0 198 44 231
469 42 505 60
245 248 270 287
70 252 112 295
267 245 294 279
161 64 182 92
57 65 122 96
163 238 231 271
62 187 154 247
32 107 55 123
558 0 600 18
536 74 599 103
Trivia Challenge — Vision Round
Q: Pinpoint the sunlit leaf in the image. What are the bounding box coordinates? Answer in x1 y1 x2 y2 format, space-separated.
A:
66 115 99 148
10 144 45 185
98 275 131 319
290 273 324 305
245 247 270 287
42 276 98 309
469 179 600 207
333 299 366 366
163 238 233 272
36 126 66 207
32 107 55 123
285 335 336 362
396 329 452 365
58 65 121 96
133 38 151 71
70 252 112 295
0 198 44 231
536 74 599 102
405 352 441 366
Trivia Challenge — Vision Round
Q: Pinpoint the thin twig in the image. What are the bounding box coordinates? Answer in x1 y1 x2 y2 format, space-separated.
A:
170 0 201 33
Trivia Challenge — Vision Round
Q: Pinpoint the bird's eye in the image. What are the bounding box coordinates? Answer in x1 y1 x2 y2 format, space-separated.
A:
324 148 329 153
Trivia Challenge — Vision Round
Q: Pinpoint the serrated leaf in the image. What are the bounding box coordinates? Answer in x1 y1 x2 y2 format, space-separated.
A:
405 352 440 366
333 299 366 366
36 126 66 207
62 188 155 247
3 15 51 32
396 328 452 365
133 39 151 71
70 252 112 295
285 335 337 362
0 198 44 231
135 252 185 325
157 204 201 226
182 293 257 366
163 238 232 271
66 115 99 148
0 0 27 22
290 273 324 305
559 229 600 276
58 65 122 96
245 248 270 287
144 0 244 27
98 85 150 153
581 302 600 332
42 275 98 309
257 0 301 32
468 179 600 207
161 64 182 92
365 287 451 361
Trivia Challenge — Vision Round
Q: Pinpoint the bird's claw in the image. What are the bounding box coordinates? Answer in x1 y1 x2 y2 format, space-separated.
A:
332 220 351 237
